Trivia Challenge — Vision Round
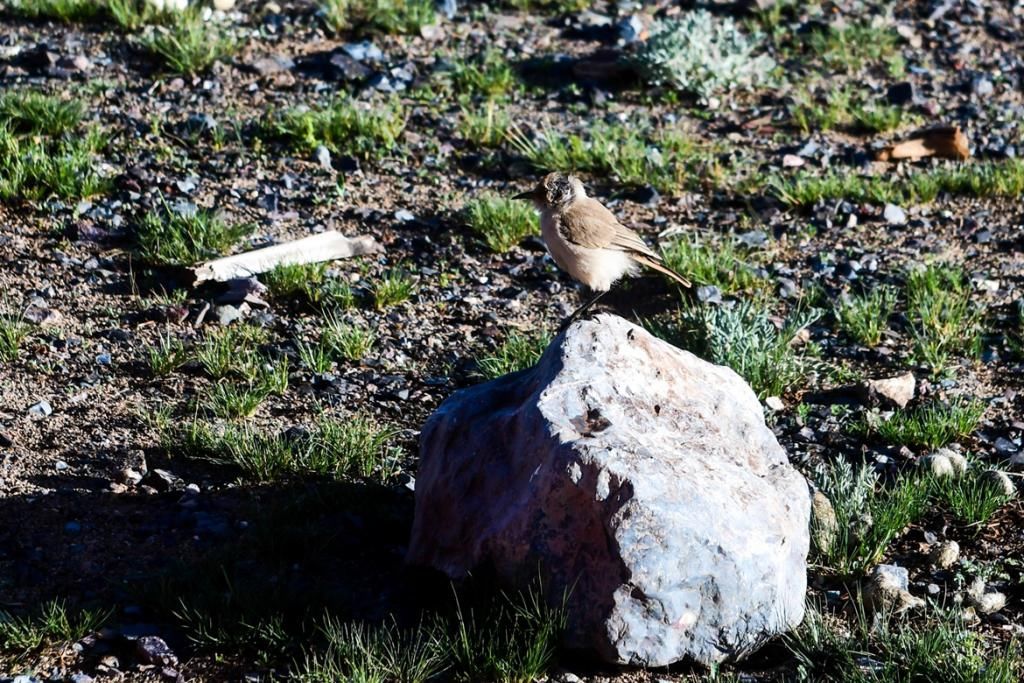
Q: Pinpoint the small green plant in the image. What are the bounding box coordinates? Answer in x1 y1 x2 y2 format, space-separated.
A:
906 265 981 371
0 313 29 362
656 300 820 398
296 337 333 374
171 414 398 481
448 580 568 683
477 330 550 379
297 617 445 683
139 11 238 75
321 0 436 35
446 51 518 99
0 600 109 657
771 160 1024 207
804 21 899 73
106 0 176 30
464 194 537 252
372 267 414 310
869 398 986 451
134 204 250 266
269 97 405 161
660 236 765 294
6 0 100 22
206 381 269 420
508 121 722 193
0 91 83 136
194 325 268 379
147 331 189 376
263 263 328 304
0 123 108 201
323 314 376 361
787 600 1024 681
811 459 930 575
459 101 511 148
834 286 896 347
631 10 775 98
930 467 1013 528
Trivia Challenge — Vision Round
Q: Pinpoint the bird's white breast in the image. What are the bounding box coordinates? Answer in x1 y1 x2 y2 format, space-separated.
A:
540 212 636 292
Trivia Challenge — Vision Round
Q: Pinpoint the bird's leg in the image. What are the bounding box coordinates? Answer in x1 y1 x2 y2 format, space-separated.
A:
559 288 608 332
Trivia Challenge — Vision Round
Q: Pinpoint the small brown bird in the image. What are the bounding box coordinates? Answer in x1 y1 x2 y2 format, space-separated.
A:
514 173 690 319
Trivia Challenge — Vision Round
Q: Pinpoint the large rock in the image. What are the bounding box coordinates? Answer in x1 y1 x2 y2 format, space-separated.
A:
407 315 810 666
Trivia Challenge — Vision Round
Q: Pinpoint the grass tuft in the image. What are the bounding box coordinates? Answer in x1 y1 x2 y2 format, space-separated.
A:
868 398 986 451
930 465 1014 528
811 459 930 575
834 286 896 347
321 0 436 35
323 314 376 361
372 267 415 310
660 235 766 294
654 300 820 398
148 332 189 376
6 0 100 22
139 11 238 75
134 204 251 266
906 264 981 372
0 91 83 136
463 194 537 252
0 600 109 657
269 98 405 161
0 121 108 201
0 313 29 362
477 330 550 379
263 263 329 303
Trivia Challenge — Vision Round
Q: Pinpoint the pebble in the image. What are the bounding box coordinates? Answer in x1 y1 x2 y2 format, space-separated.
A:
29 400 53 418
314 145 332 171
55 460 69 471
929 540 959 569
883 204 907 225
695 285 721 304
136 636 178 667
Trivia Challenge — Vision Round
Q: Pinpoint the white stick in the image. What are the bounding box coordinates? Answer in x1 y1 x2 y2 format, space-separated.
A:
191 231 384 284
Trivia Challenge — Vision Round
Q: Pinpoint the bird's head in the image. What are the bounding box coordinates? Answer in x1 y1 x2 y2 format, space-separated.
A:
512 173 585 209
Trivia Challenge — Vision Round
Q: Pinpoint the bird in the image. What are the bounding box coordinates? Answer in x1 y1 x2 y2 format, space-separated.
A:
513 172 690 322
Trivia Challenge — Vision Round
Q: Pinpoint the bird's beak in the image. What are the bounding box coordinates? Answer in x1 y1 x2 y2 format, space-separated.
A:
512 188 536 201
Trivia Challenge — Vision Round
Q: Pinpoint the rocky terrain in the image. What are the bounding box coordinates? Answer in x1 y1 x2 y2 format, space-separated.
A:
0 0 1022 680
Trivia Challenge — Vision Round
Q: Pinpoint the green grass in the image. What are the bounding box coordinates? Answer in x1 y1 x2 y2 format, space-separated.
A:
206 381 270 420
834 286 896 347
139 11 238 75
134 204 251 266
503 0 587 11
173 414 398 481
868 398 986 451
0 313 29 362
6 0 100 22
0 123 108 201
477 330 551 379
771 159 1024 207
0 91 83 136
458 101 511 148
930 466 1014 528
147 332 189 376
660 236 766 294
323 314 376 361
296 338 334 374
790 87 910 134
507 121 723 193
811 459 931 575
321 0 436 35
194 325 268 379
106 0 177 30
448 580 568 683
0 600 109 658
653 300 820 399
463 194 537 252
372 267 414 310
787 601 1023 682
263 263 329 303
269 97 405 161
297 617 445 683
803 21 899 73
446 50 518 99
906 265 981 371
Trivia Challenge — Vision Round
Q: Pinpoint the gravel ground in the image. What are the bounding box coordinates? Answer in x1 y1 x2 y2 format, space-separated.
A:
1 0 1023 680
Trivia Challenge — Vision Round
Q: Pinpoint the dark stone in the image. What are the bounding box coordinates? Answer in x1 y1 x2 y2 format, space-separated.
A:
886 81 915 105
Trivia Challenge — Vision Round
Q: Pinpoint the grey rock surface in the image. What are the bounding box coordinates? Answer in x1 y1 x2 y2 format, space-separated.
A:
408 314 810 666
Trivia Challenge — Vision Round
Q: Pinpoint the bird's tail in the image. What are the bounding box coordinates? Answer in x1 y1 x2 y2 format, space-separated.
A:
632 254 692 289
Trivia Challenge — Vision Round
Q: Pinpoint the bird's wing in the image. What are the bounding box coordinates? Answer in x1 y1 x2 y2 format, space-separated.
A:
559 198 661 260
